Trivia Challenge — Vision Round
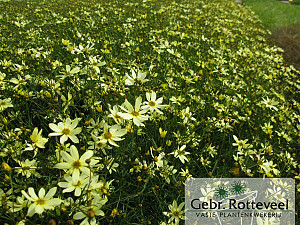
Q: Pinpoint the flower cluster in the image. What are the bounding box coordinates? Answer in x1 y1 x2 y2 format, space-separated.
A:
0 0 299 224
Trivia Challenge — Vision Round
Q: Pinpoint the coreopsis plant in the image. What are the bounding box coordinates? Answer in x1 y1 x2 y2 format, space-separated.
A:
109 105 124 124
232 135 252 150
25 127 48 156
14 159 39 178
119 96 149 126
54 145 94 177
170 145 190 164
125 68 149 85
0 98 13 112
163 200 185 225
49 118 82 144
58 173 89 196
57 64 80 80
261 97 279 111
142 91 166 114
73 194 107 224
98 123 127 147
0 0 299 223
21 187 62 217
29 128 48 149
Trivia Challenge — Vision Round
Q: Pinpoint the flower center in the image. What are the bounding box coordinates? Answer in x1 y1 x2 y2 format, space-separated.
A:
87 208 95 218
62 128 71 135
149 101 156 107
75 180 81 187
173 210 180 217
36 199 45 205
104 132 112 140
22 166 30 170
97 142 103 147
101 186 108 195
131 110 139 116
276 193 282 199
73 160 81 169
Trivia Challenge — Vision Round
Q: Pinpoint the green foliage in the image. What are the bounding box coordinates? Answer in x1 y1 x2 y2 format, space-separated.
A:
0 0 299 224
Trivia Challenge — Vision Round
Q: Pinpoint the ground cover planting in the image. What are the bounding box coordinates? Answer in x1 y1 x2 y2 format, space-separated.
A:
0 0 299 224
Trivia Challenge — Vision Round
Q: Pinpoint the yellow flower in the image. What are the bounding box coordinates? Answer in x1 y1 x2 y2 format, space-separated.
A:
170 145 190 164
49 118 82 144
142 92 166 114
30 127 48 148
98 123 127 147
119 97 149 127
159 128 167 138
125 68 149 86
58 173 89 196
73 194 107 224
0 98 13 112
21 187 62 217
54 145 93 177
15 159 38 178
163 200 185 224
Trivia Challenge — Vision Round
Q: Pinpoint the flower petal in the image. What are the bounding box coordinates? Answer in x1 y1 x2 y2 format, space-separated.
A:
38 188 45 199
45 187 57 199
35 205 44 214
73 211 86 220
28 187 38 200
54 162 71 170
70 145 79 160
49 123 62 133
27 203 36 217
80 150 93 162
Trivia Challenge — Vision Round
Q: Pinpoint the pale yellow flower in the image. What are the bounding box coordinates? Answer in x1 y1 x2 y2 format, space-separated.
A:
0 98 13 112
142 92 166 114
119 97 149 126
15 159 38 178
125 68 149 85
73 194 107 224
163 200 185 224
30 127 48 148
49 118 82 144
58 173 89 196
98 123 127 147
21 187 62 217
54 145 93 177
170 145 190 164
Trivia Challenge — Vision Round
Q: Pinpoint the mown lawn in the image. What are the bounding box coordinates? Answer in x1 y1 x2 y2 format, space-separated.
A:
243 0 300 30
244 0 300 71
0 0 299 224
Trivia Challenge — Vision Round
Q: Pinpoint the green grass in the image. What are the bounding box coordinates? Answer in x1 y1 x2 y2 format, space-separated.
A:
243 0 300 30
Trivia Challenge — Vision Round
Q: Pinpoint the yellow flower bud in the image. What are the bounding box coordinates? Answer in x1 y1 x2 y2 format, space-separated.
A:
45 91 51 98
2 162 12 172
159 128 167 138
5 174 10 181
166 140 172 146
2 118 7 124
96 105 103 113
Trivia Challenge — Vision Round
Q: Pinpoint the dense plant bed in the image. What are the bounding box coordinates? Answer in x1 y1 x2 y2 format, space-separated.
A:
0 0 299 224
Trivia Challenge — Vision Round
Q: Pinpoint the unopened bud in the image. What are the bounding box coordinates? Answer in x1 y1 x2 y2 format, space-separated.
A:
2 118 7 124
5 174 10 181
48 219 56 225
2 162 11 172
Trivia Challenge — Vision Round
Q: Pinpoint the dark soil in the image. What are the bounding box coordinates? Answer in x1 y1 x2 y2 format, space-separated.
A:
271 23 300 71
